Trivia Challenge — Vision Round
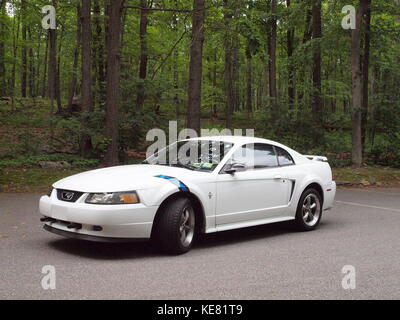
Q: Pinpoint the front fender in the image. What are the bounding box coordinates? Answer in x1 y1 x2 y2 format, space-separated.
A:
138 182 179 207
138 179 210 208
138 178 215 231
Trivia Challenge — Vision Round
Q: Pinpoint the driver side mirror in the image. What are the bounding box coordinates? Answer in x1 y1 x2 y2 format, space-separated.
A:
224 163 246 175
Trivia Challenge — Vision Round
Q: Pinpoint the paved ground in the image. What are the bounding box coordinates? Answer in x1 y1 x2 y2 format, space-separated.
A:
1 188 400 300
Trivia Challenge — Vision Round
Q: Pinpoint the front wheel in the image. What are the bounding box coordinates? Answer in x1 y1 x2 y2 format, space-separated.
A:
294 188 322 231
154 198 196 255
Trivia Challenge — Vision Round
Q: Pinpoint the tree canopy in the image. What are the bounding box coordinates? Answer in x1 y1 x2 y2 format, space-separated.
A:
1 0 400 168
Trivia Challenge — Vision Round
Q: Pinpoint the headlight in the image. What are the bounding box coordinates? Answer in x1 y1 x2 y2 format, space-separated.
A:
85 191 140 205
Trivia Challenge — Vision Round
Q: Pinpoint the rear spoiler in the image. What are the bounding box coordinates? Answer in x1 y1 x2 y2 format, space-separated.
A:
305 155 328 162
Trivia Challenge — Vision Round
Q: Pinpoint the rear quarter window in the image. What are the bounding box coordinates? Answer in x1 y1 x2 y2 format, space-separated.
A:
275 147 295 166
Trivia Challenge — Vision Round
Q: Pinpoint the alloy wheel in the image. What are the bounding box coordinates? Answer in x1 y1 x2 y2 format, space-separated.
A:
302 193 321 227
179 207 195 247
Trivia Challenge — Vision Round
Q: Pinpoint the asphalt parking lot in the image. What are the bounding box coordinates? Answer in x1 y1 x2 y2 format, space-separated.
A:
1 188 400 300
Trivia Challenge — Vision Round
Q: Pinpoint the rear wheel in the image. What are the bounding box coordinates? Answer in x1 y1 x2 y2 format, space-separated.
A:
154 198 196 255
294 188 322 231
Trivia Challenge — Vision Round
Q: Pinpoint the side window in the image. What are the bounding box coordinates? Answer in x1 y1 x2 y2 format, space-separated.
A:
231 143 278 169
275 147 295 166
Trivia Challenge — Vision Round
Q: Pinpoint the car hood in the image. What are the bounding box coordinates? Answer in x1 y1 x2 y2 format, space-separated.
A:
53 164 210 193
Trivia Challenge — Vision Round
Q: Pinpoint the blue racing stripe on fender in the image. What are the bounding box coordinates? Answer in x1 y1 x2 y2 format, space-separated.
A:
154 175 189 192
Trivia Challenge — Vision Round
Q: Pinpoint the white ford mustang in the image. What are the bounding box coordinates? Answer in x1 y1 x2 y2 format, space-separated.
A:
40 136 336 254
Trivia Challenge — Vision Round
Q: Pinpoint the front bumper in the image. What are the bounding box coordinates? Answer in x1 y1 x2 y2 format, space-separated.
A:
39 193 158 241
43 224 147 242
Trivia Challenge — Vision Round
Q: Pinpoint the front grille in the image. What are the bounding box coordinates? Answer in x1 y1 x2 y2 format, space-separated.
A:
56 189 84 203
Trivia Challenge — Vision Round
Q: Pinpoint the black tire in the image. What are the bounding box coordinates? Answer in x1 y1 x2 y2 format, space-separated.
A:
294 188 323 231
154 197 196 255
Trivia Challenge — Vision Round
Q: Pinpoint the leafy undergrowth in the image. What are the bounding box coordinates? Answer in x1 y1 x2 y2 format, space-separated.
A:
0 154 99 168
0 168 83 193
1 165 400 194
333 166 400 187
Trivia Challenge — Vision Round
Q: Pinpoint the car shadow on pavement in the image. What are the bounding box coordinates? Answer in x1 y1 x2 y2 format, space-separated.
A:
194 222 295 250
47 221 333 259
48 239 160 260
47 223 292 259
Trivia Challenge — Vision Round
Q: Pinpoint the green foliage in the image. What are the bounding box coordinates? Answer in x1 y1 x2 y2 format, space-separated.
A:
0 154 99 168
1 0 400 171
15 131 41 155
333 166 400 186
370 144 400 168
0 168 84 193
55 110 106 156
119 111 160 152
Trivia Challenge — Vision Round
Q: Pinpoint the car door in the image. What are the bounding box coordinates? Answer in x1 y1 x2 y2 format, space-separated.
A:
216 143 292 226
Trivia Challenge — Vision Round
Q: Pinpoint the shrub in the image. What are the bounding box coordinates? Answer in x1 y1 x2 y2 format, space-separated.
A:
0 154 99 168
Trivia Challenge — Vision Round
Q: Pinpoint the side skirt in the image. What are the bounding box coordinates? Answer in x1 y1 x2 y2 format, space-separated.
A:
205 216 295 234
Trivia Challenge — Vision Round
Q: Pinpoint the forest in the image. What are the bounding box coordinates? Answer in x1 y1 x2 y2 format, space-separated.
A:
0 0 400 179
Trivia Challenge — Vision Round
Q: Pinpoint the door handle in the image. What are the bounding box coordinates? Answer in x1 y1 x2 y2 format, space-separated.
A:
274 175 282 180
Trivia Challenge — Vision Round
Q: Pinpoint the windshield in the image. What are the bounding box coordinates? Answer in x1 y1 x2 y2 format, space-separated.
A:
144 140 234 172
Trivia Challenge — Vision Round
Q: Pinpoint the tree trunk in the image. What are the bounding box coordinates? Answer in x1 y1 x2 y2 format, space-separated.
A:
351 0 368 167
212 48 218 118
370 65 379 149
81 0 94 156
34 30 43 97
21 0 27 98
298 3 312 103
0 1 6 96
311 0 323 146
103 0 124 167
48 1 61 113
81 0 93 113
361 0 371 154
93 0 105 104
136 0 149 112
245 47 253 113
55 35 62 113
187 0 205 135
224 0 234 128
233 38 240 112
287 0 295 106
67 5 82 113
48 28 57 112
28 27 35 97
268 0 278 121
303 4 313 44
173 0 180 117
41 35 49 98
11 11 20 109
312 0 322 121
